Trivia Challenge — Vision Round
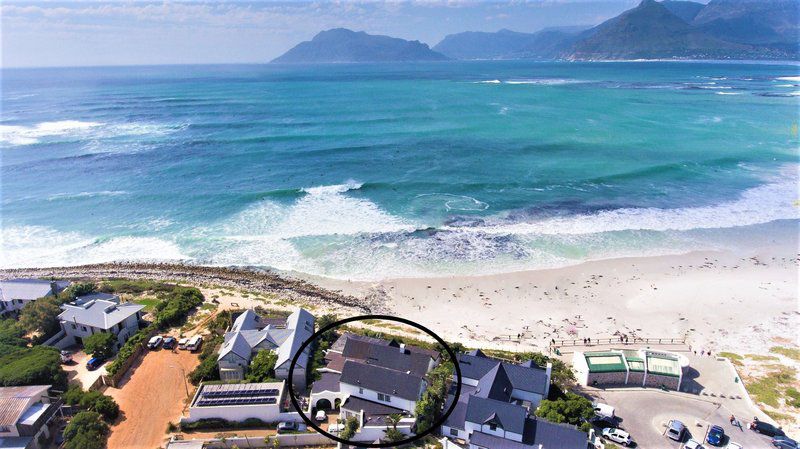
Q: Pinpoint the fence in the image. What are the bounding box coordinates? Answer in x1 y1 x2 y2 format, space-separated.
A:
169 432 332 448
550 336 687 347
104 327 160 388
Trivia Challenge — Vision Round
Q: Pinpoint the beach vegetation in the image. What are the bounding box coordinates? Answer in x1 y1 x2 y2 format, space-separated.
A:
19 296 64 341
246 350 278 382
414 360 454 434
83 332 117 360
745 354 779 362
0 319 26 346
745 364 797 408
0 344 67 390
770 346 800 362
63 385 120 421
62 282 97 300
534 392 594 432
785 387 800 408
719 352 744 366
63 411 108 449
98 279 174 295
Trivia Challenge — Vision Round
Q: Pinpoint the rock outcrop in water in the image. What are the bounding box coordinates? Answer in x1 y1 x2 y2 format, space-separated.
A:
272 28 448 63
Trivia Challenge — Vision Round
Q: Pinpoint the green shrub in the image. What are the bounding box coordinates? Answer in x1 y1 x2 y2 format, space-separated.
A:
0 345 66 390
105 326 153 376
63 411 108 449
246 350 277 383
0 319 26 346
179 417 271 431
62 385 119 422
339 416 360 440
534 392 593 431
83 332 117 360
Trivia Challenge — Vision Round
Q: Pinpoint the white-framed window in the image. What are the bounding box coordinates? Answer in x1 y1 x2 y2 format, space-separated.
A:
377 393 391 402
359 387 364 394
449 428 458 436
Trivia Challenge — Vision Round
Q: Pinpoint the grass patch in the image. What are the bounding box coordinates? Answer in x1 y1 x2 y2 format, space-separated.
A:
770 346 800 361
745 365 797 408
719 352 744 366
744 354 779 362
786 387 800 408
200 303 217 311
765 410 794 422
133 298 161 312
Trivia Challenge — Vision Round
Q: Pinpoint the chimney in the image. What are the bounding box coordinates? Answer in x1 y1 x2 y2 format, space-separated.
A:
50 281 58 296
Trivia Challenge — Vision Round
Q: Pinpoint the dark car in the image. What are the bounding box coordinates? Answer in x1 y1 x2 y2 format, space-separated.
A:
773 436 798 449
162 336 177 349
86 357 104 370
590 416 619 430
706 425 725 446
752 421 785 438
277 422 299 434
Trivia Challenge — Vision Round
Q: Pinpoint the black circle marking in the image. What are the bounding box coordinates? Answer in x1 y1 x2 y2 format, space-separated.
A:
287 314 463 448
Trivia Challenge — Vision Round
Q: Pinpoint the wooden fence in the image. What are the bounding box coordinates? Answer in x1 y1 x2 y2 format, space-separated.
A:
550 336 687 347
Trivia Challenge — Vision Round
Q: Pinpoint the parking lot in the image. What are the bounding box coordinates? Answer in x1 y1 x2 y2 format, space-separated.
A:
591 389 781 448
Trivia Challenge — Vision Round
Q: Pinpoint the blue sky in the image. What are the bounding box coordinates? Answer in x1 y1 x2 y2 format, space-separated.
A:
2 1 649 68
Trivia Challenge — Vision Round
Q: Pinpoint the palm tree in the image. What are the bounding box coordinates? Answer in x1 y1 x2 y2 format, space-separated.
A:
383 414 404 443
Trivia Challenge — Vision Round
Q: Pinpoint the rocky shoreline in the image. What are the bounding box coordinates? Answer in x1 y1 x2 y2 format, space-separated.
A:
0 263 385 314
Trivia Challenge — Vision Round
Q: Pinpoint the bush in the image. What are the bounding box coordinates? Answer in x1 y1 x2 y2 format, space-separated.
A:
414 361 453 434
19 296 63 339
99 280 173 295
105 326 152 376
62 283 96 300
534 392 594 432
0 319 26 346
63 411 108 449
83 332 117 360
179 417 270 431
246 350 277 383
153 287 203 330
62 385 120 422
340 416 360 440
0 345 66 390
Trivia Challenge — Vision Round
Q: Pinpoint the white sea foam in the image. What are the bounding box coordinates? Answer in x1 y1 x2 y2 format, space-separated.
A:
504 78 583 85
776 76 800 81
715 92 741 95
0 120 185 147
0 225 188 268
47 191 128 201
449 170 799 236
475 79 501 84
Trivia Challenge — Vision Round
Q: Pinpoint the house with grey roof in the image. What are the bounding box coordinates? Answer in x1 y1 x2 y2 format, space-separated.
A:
0 279 70 316
217 308 315 388
442 351 587 449
0 385 61 449
58 295 143 349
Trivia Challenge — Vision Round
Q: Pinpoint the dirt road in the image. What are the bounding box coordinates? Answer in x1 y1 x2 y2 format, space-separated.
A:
106 348 199 449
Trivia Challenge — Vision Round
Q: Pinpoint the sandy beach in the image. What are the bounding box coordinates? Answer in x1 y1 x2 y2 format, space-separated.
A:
307 247 799 356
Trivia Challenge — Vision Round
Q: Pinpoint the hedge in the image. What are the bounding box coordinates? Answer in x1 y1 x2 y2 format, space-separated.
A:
180 417 272 431
0 344 67 390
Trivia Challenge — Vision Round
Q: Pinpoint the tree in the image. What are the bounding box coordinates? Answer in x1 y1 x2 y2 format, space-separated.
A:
246 350 278 383
534 392 594 432
0 319 26 346
383 413 404 443
62 282 96 300
83 332 117 360
63 411 108 449
19 297 63 338
339 416 360 440
63 385 120 422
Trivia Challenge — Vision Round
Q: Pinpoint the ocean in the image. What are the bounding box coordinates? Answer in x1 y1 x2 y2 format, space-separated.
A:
1 61 798 280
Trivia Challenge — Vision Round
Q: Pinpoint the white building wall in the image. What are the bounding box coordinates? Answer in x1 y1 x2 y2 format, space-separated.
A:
187 404 282 423
441 425 467 440
510 389 544 408
340 382 417 413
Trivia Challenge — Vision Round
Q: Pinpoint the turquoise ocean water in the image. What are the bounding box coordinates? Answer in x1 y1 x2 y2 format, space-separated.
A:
1 61 798 279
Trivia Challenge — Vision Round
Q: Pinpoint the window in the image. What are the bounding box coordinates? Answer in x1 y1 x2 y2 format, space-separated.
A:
82 326 87 332
489 423 497 431
449 428 459 436
71 324 76 330
359 387 364 394
377 393 391 402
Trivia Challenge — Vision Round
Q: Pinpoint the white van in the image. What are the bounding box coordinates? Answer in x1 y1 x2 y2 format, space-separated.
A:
186 335 203 352
593 402 616 419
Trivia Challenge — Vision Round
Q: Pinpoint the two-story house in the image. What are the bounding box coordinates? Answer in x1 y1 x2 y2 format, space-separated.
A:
441 350 587 449
57 294 144 349
0 385 61 449
217 308 315 387
0 279 70 317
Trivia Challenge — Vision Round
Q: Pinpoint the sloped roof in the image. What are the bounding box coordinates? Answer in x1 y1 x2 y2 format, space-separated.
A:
73 292 119 305
218 332 252 361
232 309 260 332
276 309 314 369
58 300 143 330
442 384 476 431
344 339 432 377
464 396 527 435
471 417 588 449
329 332 391 353
340 361 424 401
0 385 49 427
459 353 549 395
0 279 68 302
475 363 514 402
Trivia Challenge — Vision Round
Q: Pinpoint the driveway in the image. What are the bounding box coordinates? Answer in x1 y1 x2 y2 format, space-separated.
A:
105 347 199 449
590 389 780 449
63 349 107 390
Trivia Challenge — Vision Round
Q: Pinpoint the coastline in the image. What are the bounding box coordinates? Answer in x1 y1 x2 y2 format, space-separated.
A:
2 245 796 356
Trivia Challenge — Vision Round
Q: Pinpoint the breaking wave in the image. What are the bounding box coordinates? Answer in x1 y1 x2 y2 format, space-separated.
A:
0 120 186 147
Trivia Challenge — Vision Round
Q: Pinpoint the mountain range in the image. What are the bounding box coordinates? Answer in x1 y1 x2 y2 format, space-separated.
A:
272 0 799 63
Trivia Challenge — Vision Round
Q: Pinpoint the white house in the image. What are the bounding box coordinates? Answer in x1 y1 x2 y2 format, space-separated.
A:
0 279 70 316
0 385 60 449
185 381 301 424
217 309 314 387
57 295 144 349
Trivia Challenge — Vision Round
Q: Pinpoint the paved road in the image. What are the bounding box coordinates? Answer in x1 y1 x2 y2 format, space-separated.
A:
592 389 778 449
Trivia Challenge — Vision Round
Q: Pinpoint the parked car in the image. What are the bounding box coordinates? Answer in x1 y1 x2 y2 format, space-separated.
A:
86 357 104 370
725 443 742 449
147 335 163 349
707 425 726 446
590 416 618 430
773 436 798 449
162 336 176 349
315 410 327 422
186 335 202 352
684 439 706 449
602 428 633 447
667 419 687 442
751 420 785 438
60 350 72 363
178 338 189 350
327 423 344 433
277 422 299 433
593 402 616 419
